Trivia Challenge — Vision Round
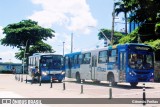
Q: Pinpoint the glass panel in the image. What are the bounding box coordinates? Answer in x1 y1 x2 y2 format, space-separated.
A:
83 53 91 64
41 55 63 69
74 55 78 64
120 53 123 70
129 54 153 70
92 56 97 67
109 49 117 63
78 54 83 64
65 56 69 66
98 50 107 63
124 53 126 71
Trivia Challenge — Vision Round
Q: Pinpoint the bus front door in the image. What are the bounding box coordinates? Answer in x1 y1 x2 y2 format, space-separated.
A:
91 55 97 80
119 52 126 82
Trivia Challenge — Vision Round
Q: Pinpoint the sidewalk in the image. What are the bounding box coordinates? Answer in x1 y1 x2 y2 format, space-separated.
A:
0 74 158 107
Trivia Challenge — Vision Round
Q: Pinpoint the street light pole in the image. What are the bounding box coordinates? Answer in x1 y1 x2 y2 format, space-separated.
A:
63 42 65 56
71 33 73 53
22 39 29 82
99 29 108 41
111 2 115 45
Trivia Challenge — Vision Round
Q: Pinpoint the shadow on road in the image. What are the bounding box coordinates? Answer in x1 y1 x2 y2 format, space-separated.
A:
66 80 154 90
26 79 62 84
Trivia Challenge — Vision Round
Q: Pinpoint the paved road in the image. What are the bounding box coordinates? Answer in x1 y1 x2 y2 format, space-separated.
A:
0 74 159 107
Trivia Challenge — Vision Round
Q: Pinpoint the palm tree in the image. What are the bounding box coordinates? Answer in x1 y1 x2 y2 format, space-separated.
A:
115 1 131 35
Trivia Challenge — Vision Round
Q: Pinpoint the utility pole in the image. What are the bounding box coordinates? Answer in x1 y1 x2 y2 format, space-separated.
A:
111 2 115 45
63 42 65 56
71 33 73 53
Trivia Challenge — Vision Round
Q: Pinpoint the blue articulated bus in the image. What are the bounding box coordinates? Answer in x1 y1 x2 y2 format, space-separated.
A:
64 43 154 87
28 53 65 82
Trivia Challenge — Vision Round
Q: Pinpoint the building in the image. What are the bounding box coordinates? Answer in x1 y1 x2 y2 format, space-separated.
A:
0 63 22 73
129 21 140 33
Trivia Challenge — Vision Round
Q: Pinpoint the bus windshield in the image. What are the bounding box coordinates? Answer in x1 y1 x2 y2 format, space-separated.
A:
128 53 153 70
41 55 63 69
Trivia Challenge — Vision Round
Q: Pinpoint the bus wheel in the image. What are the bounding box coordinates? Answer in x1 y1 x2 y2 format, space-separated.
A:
58 80 62 83
130 82 138 87
93 80 100 84
108 75 117 86
76 73 81 82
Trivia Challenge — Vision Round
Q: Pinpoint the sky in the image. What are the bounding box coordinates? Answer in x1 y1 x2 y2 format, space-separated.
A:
0 0 124 63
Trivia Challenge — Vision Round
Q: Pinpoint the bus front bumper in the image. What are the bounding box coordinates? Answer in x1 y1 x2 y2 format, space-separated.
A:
41 72 65 81
126 72 154 83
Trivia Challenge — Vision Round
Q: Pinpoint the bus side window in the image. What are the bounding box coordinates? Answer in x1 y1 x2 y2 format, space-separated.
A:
68 58 72 69
64 56 69 66
78 54 83 64
108 49 117 63
77 55 79 64
98 50 108 63
83 53 91 64
74 55 78 65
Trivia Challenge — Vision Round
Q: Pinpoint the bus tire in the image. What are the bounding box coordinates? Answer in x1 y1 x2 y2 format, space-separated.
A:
130 82 138 87
93 80 100 84
58 80 62 83
108 73 117 86
76 73 81 82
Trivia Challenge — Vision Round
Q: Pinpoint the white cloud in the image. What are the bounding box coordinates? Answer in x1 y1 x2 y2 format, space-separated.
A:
28 0 97 34
0 50 21 63
0 26 5 39
0 26 21 63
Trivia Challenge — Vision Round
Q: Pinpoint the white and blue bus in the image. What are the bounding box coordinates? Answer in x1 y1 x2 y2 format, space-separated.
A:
64 43 154 87
28 53 65 82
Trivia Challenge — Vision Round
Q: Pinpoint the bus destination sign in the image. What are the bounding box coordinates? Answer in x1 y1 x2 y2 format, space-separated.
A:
135 46 151 51
129 45 153 51
42 55 52 58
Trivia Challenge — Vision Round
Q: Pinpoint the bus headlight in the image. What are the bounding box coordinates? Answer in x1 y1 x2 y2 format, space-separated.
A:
42 71 47 76
129 70 136 76
152 73 154 76
61 71 65 75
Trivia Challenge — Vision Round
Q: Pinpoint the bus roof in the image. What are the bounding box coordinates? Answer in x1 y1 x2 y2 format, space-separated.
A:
32 53 63 56
118 43 151 47
117 43 152 48
64 43 153 56
65 52 81 57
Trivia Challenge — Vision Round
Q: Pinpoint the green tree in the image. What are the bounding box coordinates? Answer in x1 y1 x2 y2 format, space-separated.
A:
144 39 160 60
15 41 55 60
1 19 54 53
119 28 139 44
116 0 160 61
120 0 160 23
1 19 55 62
98 29 124 45
115 0 160 41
